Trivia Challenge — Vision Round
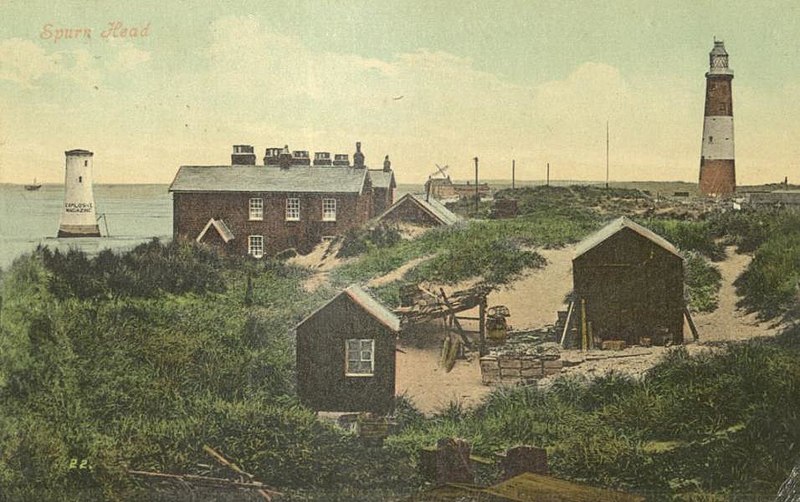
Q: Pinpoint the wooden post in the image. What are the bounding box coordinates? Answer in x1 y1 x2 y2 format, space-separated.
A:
546 162 550 186
479 298 487 356
580 298 588 351
587 321 594 350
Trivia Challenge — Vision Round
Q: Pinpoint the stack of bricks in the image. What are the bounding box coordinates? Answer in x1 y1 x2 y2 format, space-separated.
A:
480 354 563 386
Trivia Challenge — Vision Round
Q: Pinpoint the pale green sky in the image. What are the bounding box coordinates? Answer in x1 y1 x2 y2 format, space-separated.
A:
1 0 799 184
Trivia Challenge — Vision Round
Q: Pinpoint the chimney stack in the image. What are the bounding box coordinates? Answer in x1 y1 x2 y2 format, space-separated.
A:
264 147 282 166
314 152 332 166
333 154 350 167
353 141 365 168
383 155 391 173
231 145 256 165
292 150 310 166
278 145 292 170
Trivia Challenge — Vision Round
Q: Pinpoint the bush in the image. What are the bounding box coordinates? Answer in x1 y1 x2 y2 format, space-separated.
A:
735 232 800 319
336 225 402 258
684 252 722 313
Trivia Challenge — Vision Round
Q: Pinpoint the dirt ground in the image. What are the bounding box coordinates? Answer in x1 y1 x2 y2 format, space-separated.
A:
395 246 783 415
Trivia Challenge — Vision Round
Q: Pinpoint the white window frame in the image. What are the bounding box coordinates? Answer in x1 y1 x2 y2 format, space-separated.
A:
286 198 300 221
345 338 375 377
249 198 263 221
322 198 337 222
248 235 264 258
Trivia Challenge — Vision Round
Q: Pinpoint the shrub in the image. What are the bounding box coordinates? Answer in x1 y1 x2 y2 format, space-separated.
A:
684 252 722 313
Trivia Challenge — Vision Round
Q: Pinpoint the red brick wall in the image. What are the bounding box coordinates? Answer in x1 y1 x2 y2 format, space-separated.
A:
699 159 736 196
174 189 372 256
372 187 393 217
704 76 733 116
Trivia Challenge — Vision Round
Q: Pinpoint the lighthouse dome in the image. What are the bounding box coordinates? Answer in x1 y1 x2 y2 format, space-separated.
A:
710 40 728 56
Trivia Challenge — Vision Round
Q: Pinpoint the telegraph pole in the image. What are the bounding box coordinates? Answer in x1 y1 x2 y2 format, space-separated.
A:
606 121 610 189
546 162 550 187
474 157 479 214
512 159 516 190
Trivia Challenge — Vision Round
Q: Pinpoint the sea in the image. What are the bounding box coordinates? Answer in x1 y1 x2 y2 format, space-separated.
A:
0 184 173 271
0 183 426 271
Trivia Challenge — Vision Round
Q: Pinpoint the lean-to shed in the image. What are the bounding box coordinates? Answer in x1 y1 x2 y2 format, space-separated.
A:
296 285 400 414
572 217 685 345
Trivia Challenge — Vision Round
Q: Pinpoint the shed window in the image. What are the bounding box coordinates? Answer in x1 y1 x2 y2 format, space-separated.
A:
249 198 263 220
345 339 375 376
286 198 300 221
322 198 337 221
248 235 264 258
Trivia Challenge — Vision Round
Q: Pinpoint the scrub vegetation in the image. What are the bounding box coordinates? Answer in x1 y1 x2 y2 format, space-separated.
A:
1 187 798 500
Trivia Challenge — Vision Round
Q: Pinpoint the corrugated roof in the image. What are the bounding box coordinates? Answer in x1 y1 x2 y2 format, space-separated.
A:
377 193 461 226
368 169 396 190
574 217 681 260
196 218 234 243
297 284 401 333
169 165 367 194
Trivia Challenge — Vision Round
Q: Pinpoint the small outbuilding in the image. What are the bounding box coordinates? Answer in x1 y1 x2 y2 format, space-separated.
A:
377 193 461 227
296 285 400 414
572 217 684 346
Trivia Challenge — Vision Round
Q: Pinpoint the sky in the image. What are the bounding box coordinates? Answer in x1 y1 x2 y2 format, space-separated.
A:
1 0 799 185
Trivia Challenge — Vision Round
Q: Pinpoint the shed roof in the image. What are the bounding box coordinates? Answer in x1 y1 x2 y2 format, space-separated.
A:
368 169 397 190
297 284 401 333
574 217 681 260
196 218 234 243
169 166 368 194
378 193 461 226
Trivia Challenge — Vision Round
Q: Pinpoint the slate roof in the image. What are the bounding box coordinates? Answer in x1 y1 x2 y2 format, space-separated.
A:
378 193 461 226
368 169 396 190
297 284 401 333
574 217 681 260
169 166 368 194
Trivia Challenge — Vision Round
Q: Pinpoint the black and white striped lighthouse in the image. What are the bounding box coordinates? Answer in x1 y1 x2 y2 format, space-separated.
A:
699 40 736 196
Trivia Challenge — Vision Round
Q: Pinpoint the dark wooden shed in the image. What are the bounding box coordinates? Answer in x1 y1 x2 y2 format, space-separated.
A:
572 217 684 346
296 285 401 414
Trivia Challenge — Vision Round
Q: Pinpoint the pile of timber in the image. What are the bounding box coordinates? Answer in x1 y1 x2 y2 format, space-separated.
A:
129 445 281 501
394 284 492 326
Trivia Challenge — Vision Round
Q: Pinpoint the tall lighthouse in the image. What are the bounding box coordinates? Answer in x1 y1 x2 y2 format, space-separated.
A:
699 40 736 196
58 149 101 238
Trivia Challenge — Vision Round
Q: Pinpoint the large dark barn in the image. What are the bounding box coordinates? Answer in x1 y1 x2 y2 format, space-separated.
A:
296 285 400 414
572 217 685 346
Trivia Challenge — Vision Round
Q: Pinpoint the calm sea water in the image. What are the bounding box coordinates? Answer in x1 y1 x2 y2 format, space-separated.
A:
0 184 173 271
0 183 421 271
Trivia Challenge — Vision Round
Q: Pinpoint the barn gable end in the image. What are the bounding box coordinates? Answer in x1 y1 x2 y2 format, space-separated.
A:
572 218 685 346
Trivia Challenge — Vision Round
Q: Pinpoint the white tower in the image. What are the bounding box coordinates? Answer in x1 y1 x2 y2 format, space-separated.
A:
58 149 101 238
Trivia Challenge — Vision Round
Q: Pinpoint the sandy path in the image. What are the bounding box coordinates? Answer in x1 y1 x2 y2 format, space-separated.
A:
692 247 781 342
486 246 576 330
396 246 781 410
396 345 492 414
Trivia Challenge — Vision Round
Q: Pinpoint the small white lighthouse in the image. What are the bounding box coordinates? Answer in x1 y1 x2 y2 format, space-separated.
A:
58 149 101 238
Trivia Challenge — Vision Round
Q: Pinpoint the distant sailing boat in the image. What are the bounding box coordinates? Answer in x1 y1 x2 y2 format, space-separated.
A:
24 178 42 191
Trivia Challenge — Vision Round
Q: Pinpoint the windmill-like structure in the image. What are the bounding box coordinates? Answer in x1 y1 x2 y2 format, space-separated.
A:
424 164 450 200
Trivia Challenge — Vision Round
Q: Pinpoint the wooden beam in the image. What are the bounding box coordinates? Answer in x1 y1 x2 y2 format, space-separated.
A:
439 288 473 349
684 305 699 341
559 301 574 347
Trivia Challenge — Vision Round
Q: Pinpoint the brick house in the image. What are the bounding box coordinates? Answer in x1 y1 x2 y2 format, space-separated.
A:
169 143 395 257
